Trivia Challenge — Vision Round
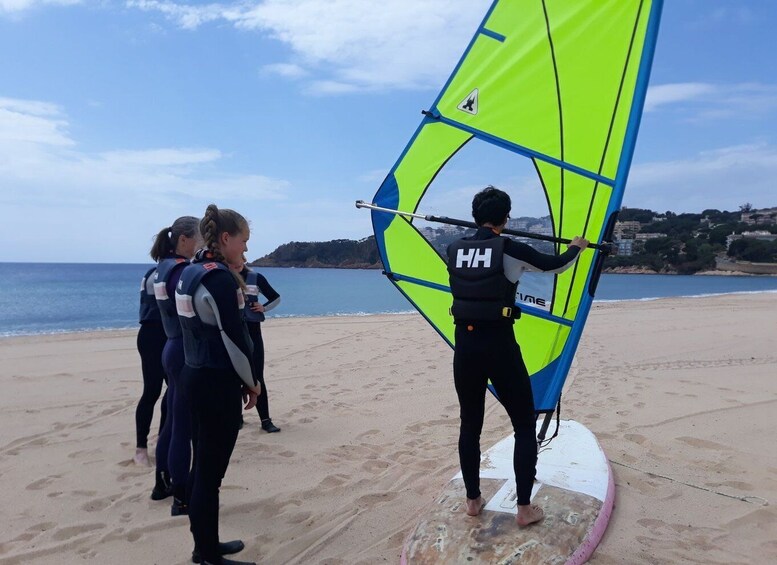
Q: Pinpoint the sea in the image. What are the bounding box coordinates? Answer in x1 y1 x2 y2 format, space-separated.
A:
1 262 776 337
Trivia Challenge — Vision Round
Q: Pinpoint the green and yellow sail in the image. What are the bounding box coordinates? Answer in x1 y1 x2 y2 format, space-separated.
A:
369 0 663 413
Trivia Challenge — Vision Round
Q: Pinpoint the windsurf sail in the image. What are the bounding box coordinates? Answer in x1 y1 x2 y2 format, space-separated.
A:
364 0 663 418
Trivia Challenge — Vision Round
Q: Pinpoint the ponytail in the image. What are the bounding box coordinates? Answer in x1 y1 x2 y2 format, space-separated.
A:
149 216 200 262
149 226 173 262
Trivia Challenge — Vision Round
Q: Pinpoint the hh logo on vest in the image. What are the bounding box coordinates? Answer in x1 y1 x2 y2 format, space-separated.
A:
456 248 492 268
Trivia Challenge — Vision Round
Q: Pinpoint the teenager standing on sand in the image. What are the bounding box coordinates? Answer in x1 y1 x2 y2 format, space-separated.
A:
134 258 167 468
176 204 260 565
446 187 588 527
150 216 202 514
231 255 281 433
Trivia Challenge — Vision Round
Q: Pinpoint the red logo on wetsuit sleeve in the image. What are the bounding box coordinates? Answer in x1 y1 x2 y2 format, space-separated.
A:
203 262 218 271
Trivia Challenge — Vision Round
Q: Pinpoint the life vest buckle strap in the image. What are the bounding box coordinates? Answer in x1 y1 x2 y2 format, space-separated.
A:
502 306 521 319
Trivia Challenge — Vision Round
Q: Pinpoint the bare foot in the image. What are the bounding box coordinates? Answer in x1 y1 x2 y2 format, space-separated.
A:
133 448 150 466
465 496 485 516
516 503 544 527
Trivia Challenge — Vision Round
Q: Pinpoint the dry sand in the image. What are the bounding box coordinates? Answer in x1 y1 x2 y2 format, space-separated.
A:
0 293 775 564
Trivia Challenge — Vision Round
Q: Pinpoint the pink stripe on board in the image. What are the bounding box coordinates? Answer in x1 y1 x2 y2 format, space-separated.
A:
399 527 413 565
564 440 616 565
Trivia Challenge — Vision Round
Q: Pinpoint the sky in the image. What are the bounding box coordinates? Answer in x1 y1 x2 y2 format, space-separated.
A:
1 0 776 263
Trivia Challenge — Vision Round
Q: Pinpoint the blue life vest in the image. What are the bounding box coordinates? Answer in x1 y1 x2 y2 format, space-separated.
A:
139 266 161 323
176 261 236 370
243 270 266 323
447 237 519 323
154 256 189 338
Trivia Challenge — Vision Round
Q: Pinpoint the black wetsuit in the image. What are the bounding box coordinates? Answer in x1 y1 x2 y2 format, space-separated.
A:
135 266 168 449
154 255 191 502
241 268 280 422
448 227 581 506
177 257 258 564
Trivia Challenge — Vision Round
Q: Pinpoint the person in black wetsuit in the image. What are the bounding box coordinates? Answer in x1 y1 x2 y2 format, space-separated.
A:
446 186 589 527
176 204 260 565
230 255 281 433
150 216 202 515
134 262 168 467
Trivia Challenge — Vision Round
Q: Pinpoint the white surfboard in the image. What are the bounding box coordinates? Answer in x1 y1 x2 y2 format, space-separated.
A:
401 420 614 564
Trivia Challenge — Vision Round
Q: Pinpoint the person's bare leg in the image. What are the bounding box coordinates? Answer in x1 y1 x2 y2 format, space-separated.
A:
465 496 485 516
134 447 150 466
516 503 544 526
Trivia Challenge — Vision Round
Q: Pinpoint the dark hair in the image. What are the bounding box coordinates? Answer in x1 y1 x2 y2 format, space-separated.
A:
149 216 200 261
200 204 250 289
472 186 511 226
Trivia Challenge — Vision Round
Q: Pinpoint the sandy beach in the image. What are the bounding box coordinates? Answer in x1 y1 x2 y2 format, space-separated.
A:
0 293 775 564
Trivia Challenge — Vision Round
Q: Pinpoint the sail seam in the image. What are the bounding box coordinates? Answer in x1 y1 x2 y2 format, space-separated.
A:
560 0 646 317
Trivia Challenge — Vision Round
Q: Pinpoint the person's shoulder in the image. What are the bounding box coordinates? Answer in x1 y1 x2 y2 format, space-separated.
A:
201 264 237 287
503 237 534 256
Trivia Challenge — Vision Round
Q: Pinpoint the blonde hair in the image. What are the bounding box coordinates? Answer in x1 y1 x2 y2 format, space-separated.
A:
200 204 249 290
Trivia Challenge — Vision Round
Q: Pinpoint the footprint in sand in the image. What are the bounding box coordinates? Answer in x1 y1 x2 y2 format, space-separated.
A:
676 436 727 450
81 495 119 513
286 510 313 524
77 547 98 558
52 523 106 541
624 433 647 445
356 491 399 506
68 448 102 459
25 475 61 491
718 480 754 491
362 459 390 473
319 474 351 489
72 490 98 497
11 522 56 543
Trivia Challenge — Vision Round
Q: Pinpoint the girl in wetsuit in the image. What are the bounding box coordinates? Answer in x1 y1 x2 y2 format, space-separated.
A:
147 217 202 509
230 256 281 432
175 204 260 565
134 261 167 468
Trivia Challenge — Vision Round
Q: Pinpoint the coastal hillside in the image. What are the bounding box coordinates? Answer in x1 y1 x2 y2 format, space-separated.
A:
250 205 777 274
252 238 382 269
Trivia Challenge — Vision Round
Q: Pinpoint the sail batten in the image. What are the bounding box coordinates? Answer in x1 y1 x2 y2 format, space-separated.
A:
429 114 617 186
368 0 663 413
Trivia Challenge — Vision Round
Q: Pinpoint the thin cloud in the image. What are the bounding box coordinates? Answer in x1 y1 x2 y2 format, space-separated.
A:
126 0 231 29
127 0 491 92
628 143 777 212
644 83 716 112
262 62 308 79
0 97 72 146
0 0 79 14
688 5 755 29
645 82 777 121
0 97 289 205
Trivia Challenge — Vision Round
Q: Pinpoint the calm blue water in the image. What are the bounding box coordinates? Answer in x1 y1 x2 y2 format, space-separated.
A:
1 263 776 337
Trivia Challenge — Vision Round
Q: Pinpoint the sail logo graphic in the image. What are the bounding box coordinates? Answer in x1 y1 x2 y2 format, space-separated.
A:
456 247 491 268
518 292 549 309
457 88 479 115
